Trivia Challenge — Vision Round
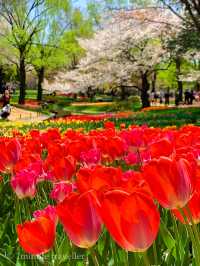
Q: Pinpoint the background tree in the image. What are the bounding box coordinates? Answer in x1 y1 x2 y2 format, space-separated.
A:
0 0 50 103
29 1 96 101
63 8 179 107
160 0 200 35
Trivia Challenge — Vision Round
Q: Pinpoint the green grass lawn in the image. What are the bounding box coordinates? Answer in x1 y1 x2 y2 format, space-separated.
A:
63 101 141 114
10 89 37 104
63 104 111 114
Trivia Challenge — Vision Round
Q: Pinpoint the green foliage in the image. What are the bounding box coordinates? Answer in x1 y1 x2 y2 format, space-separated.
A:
0 0 95 102
28 0 94 80
87 2 101 26
168 26 200 54
157 59 197 89
157 63 177 89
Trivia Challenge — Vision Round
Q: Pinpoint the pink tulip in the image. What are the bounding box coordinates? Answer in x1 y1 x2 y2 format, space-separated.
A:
11 170 37 199
50 182 77 202
33 205 57 224
80 148 101 166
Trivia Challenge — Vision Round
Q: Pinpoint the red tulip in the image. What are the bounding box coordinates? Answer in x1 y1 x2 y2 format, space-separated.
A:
56 190 102 248
0 138 21 172
149 138 173 158
49 155 76 181
104 121 115 129
67 140 92 160
143 157 196 209
105 136 126 160
40 128 61 147
76 165 122 193
6 138 21 165
98 189 160 252
173 178 200 224
17 216 56 255
121 171 151 195
0 142 8 172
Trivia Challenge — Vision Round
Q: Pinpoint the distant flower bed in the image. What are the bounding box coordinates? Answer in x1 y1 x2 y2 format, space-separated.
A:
20 99 41 108
54 111 134 122
142 106 173 111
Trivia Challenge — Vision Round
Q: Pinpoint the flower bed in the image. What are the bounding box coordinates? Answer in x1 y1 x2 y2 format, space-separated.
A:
0 122 200 265
54 111 134 122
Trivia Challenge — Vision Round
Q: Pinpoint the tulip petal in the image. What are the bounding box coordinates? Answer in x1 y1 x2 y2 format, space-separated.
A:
56 191 102 248
99 190 160 252
17 216 55 255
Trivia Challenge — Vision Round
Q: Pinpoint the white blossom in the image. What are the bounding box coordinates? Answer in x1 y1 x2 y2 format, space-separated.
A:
44 8 181 92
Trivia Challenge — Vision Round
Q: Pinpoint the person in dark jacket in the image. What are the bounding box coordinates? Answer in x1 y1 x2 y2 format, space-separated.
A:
1 89 10 107
164 89 170 105
184 90 190 104
189 90 195 104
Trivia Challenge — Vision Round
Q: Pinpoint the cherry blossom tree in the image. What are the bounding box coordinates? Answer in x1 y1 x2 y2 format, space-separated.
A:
48 7 181 107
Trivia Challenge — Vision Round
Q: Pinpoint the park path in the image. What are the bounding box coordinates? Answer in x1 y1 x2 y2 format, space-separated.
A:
8 106 49 122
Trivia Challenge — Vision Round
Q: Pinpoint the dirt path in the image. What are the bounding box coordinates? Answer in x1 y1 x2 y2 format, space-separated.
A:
8 106 49 122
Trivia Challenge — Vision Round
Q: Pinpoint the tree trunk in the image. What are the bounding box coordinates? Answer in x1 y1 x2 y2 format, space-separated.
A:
195 82 200 91
120 85 127 100
37 66 45 101
18 50 26 104
151 71 157 92
141 73 150 108
0 66 3 93
175 57 183 102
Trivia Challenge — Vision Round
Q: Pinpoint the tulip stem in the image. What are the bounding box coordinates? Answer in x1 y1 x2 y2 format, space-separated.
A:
185 205 200 264
143 251 149 266
185 205 200 242
153 242 158 265
172 215 181 263
125 251 129 266
110 240 118 265
90 248 99 266
179 207 200 265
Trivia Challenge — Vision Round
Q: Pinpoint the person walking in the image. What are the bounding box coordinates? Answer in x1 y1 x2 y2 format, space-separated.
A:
164 89 170 105
189 90 195 105
159 91 164 104
175 92 179 106
2 88 11 107
0 87 11 119
184 90 190 105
